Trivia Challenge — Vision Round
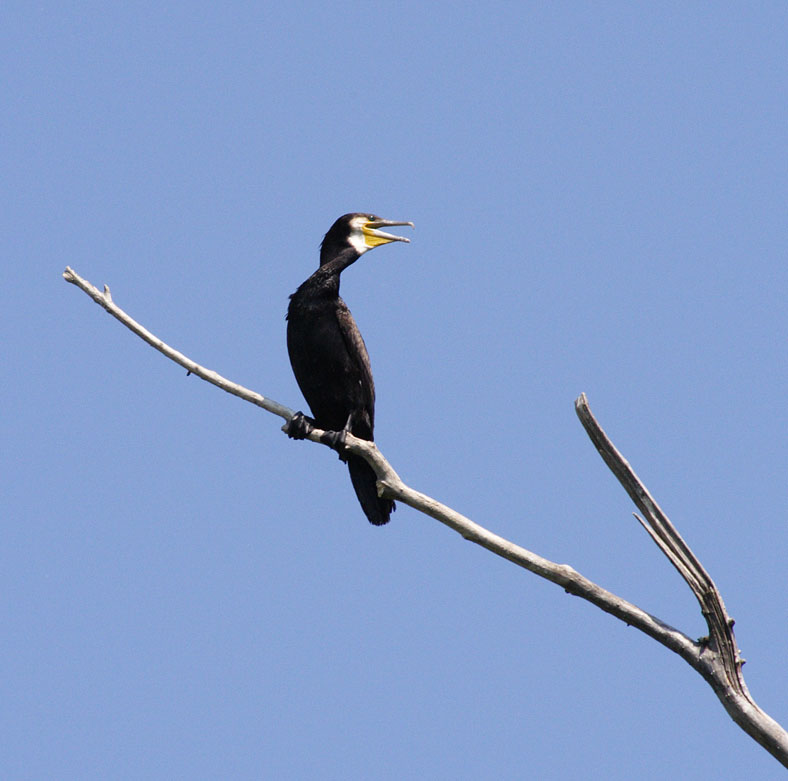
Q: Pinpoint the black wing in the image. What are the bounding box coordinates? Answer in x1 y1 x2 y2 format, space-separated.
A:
334 297 375 440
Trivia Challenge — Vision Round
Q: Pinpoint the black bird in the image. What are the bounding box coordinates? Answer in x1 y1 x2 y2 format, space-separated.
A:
286 213 413 525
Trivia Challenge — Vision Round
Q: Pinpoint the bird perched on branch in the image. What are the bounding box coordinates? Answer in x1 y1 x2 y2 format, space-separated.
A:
286 213 413 525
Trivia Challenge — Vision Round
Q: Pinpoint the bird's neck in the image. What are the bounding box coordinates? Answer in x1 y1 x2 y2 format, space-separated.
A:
304 246 359 297
319 245 361 271
302 248 359 299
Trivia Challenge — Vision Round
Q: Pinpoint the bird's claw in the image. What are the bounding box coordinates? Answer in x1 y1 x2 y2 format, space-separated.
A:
283 412 314 440
284 414 348 460
320 429 349 461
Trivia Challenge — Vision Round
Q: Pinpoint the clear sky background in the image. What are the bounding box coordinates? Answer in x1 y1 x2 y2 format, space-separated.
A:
3 2 787 779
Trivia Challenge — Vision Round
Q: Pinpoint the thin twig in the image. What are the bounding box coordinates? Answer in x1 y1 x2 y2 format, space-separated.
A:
63 266 293 420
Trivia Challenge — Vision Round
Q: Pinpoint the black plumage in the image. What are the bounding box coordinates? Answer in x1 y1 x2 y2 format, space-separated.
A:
286 213 412 525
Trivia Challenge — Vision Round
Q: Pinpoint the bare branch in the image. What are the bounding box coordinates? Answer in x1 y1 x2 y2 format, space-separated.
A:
63 266 293 420
64 267 788 768
575 393 787 765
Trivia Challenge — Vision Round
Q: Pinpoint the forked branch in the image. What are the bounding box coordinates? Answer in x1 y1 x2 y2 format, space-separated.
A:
574 394 786 763
63 266 788 767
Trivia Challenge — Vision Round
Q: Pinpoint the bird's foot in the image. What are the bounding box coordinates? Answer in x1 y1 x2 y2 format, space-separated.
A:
320 429 349 461
284 413 348 460
283 412 315 440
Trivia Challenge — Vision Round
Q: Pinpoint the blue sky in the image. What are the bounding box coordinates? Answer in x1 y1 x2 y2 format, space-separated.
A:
3 2 787 778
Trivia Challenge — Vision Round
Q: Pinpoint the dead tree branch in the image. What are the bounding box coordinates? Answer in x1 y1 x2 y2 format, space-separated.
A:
574 394 787 762
63 266 788 767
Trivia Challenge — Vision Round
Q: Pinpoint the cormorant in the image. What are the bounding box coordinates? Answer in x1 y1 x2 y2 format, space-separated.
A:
286 213 413 525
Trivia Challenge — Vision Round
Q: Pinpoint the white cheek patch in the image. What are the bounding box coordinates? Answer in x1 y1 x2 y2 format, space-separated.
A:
347 228 370 255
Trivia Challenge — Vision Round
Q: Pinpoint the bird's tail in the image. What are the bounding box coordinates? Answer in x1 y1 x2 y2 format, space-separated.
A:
347 454 394 526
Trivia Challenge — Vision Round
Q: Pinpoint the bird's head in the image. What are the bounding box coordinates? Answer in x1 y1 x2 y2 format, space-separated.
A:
320 213 414 265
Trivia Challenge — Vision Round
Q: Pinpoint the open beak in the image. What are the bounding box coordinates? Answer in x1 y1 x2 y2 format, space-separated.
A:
362 218 415 248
